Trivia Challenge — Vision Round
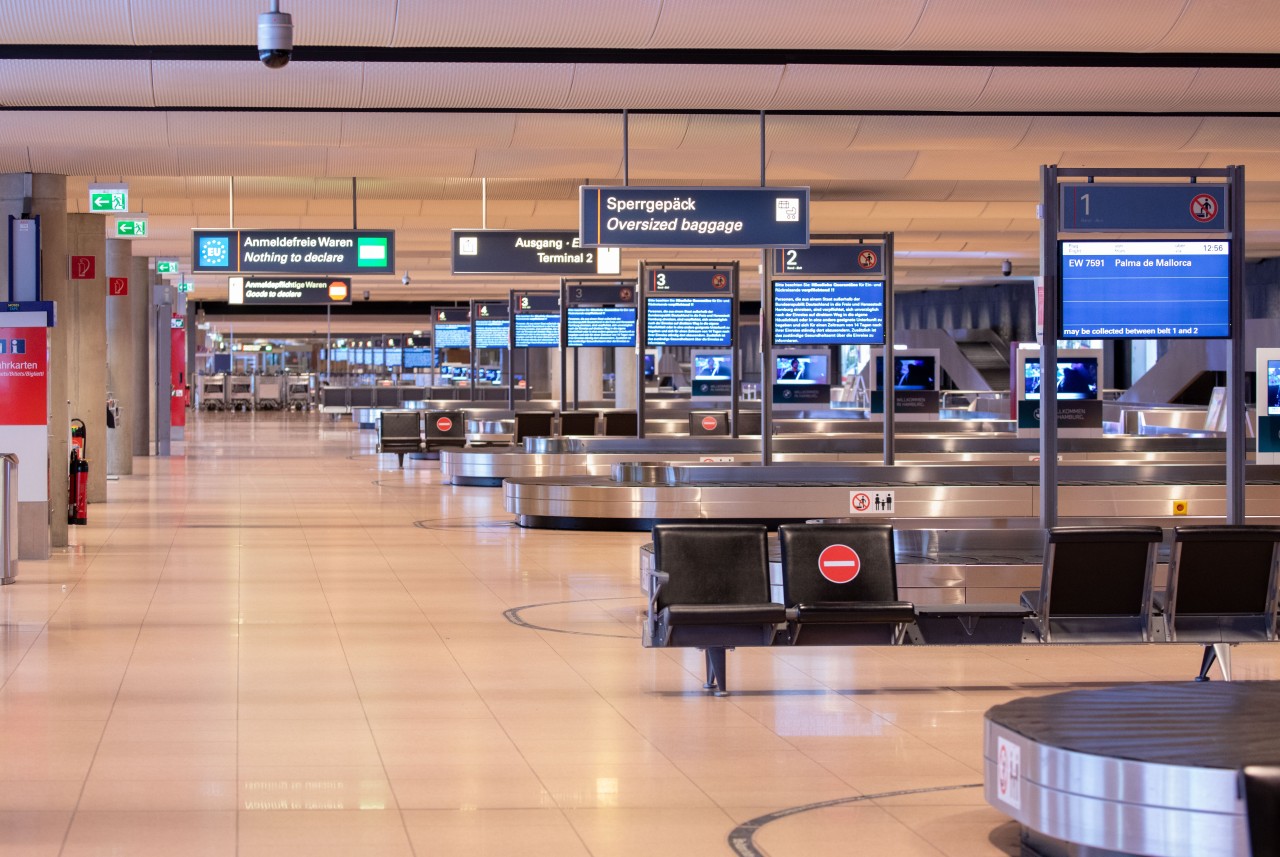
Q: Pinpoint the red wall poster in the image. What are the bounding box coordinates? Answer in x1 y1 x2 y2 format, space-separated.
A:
0 327 48 425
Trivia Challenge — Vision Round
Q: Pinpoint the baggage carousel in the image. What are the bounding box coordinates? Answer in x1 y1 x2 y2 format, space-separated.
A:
985 682 1280 856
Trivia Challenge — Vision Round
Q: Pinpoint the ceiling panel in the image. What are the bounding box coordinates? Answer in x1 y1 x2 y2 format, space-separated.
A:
0 111 167 147
0 147 30 172
903 1 1184 51
132 0 397 46
0 1 133 43
648 0 925 49
361 63 575 109
471 148 622 179
340 113 516 149
165 112 344 147
773 65 992 111
1017 117 1203 152
30 146 180 175
627 147 762 181
0 60 153 106
767 150 919 181
1154 0 1280 53
1202 154 1280 181
869 201 989 219
1184 118 1280 152
175 146 329 176
764 115 861 151
907 150 1061 181
511 113 689 150
325 147 477 178
1174 68 1280 112
678 114 767 150
391 0 660 48
1057 151 1211 170
972 67 1199 112
945 181 1041 202
153 61 364 108
849 116 1031 151
563 64 784 110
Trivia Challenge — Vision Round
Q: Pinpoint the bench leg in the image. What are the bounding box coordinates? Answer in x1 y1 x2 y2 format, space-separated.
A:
396 452 405 469
1195 645 1217 681
1215 643 1234 682
703 647 728 696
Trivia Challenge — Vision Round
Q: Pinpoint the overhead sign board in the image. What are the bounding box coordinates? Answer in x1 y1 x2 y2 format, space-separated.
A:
774 243 885 276
192 229 395 274
565 282 635 305
452 230 620 275
579 186 810 249
646 267 734 294
228 276 352 306
88 184 128 213
1059 184 1229 232
115 219 147 238
514 292 560 314
156 259 180 274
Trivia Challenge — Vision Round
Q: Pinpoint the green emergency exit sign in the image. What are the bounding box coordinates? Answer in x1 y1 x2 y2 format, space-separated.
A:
156 260 180 274
115 219 147 237
90 189 128 212
177 282 194 293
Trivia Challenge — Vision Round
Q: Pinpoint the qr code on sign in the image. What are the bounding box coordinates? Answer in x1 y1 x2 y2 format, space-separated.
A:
775 198 800 222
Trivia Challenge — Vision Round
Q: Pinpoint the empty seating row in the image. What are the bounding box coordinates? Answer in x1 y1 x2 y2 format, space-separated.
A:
514 410 637 442
376 410 467 466
644 523 1280 694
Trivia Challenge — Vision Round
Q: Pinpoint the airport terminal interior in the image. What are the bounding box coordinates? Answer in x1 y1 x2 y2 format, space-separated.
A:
5 2 1280 855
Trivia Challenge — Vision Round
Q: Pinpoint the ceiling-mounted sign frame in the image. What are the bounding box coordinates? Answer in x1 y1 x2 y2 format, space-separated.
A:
228 276 353 306
1059 183 1229 232
88 184 128 213
192 229 396 275
773 243 885 276
579 186 810 249
451 229 620 276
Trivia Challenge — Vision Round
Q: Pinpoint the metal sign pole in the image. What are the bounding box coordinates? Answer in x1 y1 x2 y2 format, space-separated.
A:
759 111 772 466
1040 164 1060 529
508 291 516 411
730 261 740 439
637 263 647 438
1228 165 1247 524
469 301 478 404
882 231 895 466
559 280 568 413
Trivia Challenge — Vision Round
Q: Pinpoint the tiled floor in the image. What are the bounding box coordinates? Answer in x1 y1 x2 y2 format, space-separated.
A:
3 412 1277 856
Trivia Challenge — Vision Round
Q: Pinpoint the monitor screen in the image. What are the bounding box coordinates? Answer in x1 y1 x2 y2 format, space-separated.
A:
771 280 885 345
403 347 433 369
513 313 560 348
1059 241 1230 339
1024 357 1099 401
1269 361 1280 417
384 348 402 367
875 355 937 391
775 354 830 386
473 319 510 350
643 353 656 379
566 306 637 348
644 297 732 347
434 323 471 349
692 353 732 380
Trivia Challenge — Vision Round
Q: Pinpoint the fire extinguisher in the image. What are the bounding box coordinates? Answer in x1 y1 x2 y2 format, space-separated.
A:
69 419 88 525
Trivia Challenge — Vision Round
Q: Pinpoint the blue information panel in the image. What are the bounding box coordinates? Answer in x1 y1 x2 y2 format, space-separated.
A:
645 297 732 347
771 281 885 345
514 313 560 348
473 319 510 349
1059 185 1228 232
580 186 809 248
567 306 637 348
1059 241 1230 339
774 244 884 276
647 268 733 294
403 348 433 369
434 324 471 349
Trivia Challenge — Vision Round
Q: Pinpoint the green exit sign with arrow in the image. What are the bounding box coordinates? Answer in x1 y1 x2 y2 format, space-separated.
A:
177 282 194 293
89 185 128 212
115 219 147 237
156 260 180 274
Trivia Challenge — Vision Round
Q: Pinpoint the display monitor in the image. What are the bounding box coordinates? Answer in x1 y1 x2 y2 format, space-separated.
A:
1024 357 1100 401
384 349 402 367
644 297 732 347
875 356 937 391
566 306 637 347
692 353 732 379
771 280 885 345
1059 241 1230 339
473 319 510 350
643 352 656 380
434 323 471 349
774 354 830 385
403 348 432 369
513 313 560 348
1269 361 1280 416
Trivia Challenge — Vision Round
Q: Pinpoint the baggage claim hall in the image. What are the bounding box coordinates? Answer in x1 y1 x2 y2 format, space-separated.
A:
3 3 1280 856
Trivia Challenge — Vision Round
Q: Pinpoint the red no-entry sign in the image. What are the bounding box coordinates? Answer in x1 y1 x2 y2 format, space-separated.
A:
818 544 861 584
701 415 718 431
436 417 453 432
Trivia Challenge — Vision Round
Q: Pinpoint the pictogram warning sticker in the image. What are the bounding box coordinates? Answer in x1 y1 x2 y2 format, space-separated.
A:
1190 193 1219 223
849 489 894 514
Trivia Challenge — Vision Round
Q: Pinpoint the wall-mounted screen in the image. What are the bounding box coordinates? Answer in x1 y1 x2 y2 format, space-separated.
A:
384 349 402 367
643 352 656 380
875 356 937 391
645 297 732 347
566 306 637 347
513 313 560 348
434 323 471 349
1024 357 1100 401
473 319 510 350
771 280 885 345
1266 361 1280 416
1059 241 1230 339
775 354 830 386
693 353 732 379
403 347 433 369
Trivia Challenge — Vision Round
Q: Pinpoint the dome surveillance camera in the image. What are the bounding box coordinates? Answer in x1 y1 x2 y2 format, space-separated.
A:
1001 259 1013 277
402 271 411 286
258 2 293 69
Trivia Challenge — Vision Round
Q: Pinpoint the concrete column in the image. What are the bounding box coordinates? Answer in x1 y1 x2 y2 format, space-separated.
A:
105 239 133 475
614 347 637 408
129 256 150 456
66 214 108 503
0 174 69 551
551 347 605 406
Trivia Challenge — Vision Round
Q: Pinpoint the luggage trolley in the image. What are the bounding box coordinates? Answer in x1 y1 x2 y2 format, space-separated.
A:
200 374 227 411
255 375 285 411
228 375 255 411
287 374 313 410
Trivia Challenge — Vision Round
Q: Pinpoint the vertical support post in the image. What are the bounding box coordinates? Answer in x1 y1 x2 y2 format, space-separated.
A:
622 111 630 188
469 301 478 405
573 348 580 410
637 266 647 438
481 177 487 230
729 263 740 438
229 176 235 228
1039 165 1060 529
559 280 568 413
508 292 516 411
882 231 895 465
759 111 772 466
1227 165 1247 524
325 306 331 381
351 177 357 229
